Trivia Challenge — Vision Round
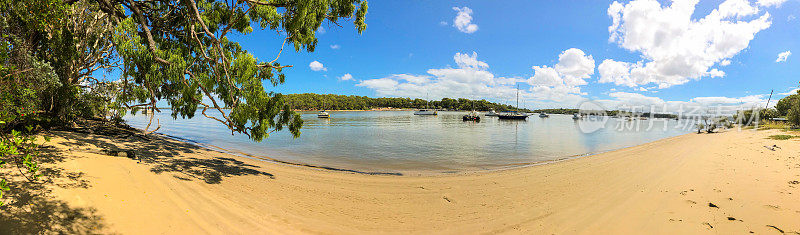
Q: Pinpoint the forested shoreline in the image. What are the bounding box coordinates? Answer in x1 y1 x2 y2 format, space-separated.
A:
283 93 534 112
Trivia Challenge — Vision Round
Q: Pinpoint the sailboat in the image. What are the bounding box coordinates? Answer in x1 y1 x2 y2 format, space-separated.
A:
414 94 438 115
498 85 528 120
318 100 330 118
485 109 498 116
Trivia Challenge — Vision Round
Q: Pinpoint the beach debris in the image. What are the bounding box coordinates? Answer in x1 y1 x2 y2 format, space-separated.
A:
789 181 799 185
727 217 736 221
702 222 714 229
708 203 719 208
764 145 777 151
766 225 784 233
442 196 452 203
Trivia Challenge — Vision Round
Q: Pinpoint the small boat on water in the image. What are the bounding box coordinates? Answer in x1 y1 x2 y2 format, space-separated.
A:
498 85 528 120
413 109 438 115
539 112 549 118
572 113 581 119
414 94 438 115
317 110 330 118
463 111 481 122
498 111 528 120
486 109 498 116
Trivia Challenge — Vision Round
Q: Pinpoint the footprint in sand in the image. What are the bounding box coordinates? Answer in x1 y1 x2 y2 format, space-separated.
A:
686 200 697 205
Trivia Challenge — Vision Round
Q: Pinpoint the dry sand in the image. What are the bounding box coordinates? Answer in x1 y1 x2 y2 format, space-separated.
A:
3 128 800 234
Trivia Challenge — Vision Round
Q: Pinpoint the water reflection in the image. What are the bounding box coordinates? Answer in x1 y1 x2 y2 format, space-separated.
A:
125 111 689 173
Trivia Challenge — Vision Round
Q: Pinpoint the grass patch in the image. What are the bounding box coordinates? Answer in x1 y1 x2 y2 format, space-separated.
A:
757 120 790 130
768 135 798 140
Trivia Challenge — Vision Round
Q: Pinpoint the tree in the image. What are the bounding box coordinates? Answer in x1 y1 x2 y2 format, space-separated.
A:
100 0 368 141
2 0 369 141
776 93 799 116
788 98 800 128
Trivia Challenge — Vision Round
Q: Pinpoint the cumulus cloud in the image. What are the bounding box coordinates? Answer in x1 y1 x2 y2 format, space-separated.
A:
338 73 353 81
452 7 478 33
330 44 341 49
776 51 791 62
720 60 732 66
596 92 772 114
526 48 595 103
601 0 772 89
357 52 536 104
309 61 326 71
757 0 787 7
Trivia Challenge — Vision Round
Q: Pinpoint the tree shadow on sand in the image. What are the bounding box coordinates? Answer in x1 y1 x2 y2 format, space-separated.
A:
0 146 112 234
55 127 275 184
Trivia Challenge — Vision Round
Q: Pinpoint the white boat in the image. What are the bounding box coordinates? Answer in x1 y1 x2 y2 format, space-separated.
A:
413 109 438 115
486 109 498 116
317 110 330 118
539 113 549 118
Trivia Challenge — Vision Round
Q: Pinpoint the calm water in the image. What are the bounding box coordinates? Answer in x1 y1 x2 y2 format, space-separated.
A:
125 111 691 174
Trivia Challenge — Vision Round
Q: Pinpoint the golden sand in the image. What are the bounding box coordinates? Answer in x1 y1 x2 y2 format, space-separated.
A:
6 128 800 234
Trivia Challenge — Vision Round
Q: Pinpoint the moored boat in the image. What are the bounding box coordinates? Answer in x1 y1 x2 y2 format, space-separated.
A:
498 85 528 120
463 111 481 122
318 110 330 118
413 109 438 115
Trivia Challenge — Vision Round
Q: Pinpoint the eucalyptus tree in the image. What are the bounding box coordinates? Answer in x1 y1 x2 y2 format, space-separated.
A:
87 0 369 141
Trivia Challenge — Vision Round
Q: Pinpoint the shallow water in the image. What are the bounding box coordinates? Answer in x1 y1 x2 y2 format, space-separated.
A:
125 110 691 174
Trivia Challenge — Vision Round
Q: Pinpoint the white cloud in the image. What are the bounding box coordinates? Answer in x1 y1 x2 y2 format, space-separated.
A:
309 61 326 71
720 60 732 66
602 0 772 89
757 0 788 7
789 15 797 21
555 48 595 86
330 44 341 49
780 88 799 95
452 7 479 33
357 52 575 108
776 51 791 62
597 92 772 114
525 48 594 103
338 73 353 81
439 21 448 26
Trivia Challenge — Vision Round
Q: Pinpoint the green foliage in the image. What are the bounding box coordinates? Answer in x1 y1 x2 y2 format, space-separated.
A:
1 0 369 142
788 97 800 127
776 93 799 116
734 108 778 126
0 117 49 206
103 0 368 141
282 93 530 112
768 134 797 140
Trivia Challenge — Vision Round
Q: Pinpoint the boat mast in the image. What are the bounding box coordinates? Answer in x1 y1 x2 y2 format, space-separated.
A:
516 84 519 112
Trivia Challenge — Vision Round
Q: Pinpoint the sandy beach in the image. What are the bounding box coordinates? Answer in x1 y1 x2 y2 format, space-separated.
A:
1 128 799 234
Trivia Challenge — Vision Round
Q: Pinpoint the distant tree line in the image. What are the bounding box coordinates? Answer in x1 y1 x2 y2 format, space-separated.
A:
283 93 533 112
532 108 679 118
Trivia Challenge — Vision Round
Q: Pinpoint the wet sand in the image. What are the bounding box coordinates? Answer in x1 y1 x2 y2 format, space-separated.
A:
7 128 800 234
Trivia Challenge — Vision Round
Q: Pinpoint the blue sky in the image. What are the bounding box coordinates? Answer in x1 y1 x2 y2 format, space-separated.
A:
232 0 798 110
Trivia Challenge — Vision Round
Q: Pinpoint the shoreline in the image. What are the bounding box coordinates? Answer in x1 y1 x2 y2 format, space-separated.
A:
7 127 799 234
155 130 693 177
